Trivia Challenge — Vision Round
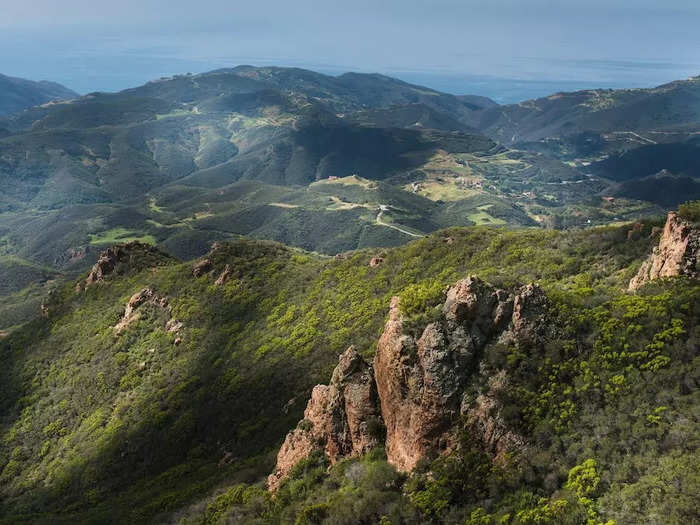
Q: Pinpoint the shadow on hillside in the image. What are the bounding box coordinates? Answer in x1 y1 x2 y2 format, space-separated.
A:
0 262 341 523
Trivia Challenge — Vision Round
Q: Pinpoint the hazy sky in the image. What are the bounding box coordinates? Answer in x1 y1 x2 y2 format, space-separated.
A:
1 0 699 101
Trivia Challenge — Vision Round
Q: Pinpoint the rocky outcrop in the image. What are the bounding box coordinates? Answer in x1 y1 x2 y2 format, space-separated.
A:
508 283 550 345
465 371 525 461
215 264 232 286
269 276 548 488
193 258 213 277
629 212 699 290
85 242 170 288
369 257 385 268
267 346 382 491
85 246 123 286
374 277 544 471
114 287 170 334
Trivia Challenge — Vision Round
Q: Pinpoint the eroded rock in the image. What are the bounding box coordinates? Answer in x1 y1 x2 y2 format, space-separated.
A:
466 371 525 461
629 212 699 290
193 258 213 277
215 264 232 286
269 276 548 487
114 287 170 334
267 346 382 491
374 277 542 471
85 242 170 288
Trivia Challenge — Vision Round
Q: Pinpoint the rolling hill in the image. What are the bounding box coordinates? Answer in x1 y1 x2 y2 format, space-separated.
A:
473 75 700 150
0 73 77 117
5 66 695 330
471 76 700 208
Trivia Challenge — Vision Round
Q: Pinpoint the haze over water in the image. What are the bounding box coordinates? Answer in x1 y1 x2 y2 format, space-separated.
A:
1 0 699 102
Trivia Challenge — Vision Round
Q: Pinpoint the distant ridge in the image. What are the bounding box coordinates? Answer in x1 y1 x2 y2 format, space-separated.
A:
0 73 78 117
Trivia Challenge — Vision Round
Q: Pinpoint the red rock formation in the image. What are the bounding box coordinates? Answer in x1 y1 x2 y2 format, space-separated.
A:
215 264 232 286
85 242 167 287
85 247 122 286
508 283 549 344
193 258 212 277
629 212 699 290
466 371 525 461
267 346 382 491
269 276 548 486
114 287 170 334
374 278 523 471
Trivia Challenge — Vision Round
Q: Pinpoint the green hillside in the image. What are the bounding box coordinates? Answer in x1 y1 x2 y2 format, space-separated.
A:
1 218 697 523
0 74 77 117
2 66 694 334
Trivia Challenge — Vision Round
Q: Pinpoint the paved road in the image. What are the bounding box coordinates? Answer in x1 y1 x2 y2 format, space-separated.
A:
376 208 423 238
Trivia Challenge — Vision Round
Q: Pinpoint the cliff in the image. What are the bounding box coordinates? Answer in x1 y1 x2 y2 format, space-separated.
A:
629 212 699 290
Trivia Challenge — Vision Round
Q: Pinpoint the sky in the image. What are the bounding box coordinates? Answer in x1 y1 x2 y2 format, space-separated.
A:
1 0 699 102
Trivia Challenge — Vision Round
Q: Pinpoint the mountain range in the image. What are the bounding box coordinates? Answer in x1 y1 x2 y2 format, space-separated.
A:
0 65 699 524
0 66 698 331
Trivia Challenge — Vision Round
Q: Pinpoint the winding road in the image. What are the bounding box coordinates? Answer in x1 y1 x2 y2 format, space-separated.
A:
376 206 423 238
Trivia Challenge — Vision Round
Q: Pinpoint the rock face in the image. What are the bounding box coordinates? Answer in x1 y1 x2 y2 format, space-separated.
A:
114 287 170 334
466 371 525 461
85 242 169 288
215 264 232 286
193 258 213 277
374 277 544 471
267 346 382 491
369 257 385 268
629 212 699 290
269 276 548 488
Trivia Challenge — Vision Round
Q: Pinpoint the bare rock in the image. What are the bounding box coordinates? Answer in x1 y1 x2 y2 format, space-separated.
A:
86 247 121 286
369 257 385 268
215 264 232 286
374 278 540 472
193 258 213 277
269 277 549 484
506 284 549 345
267 346 382 491
165 319 184 333
466 371 525 461
629 212 699 290
85 242 170 287
114 287 170 334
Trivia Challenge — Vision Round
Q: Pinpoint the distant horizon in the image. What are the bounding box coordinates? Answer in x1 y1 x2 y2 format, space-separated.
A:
2 0 699 103
3 60 698 105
